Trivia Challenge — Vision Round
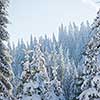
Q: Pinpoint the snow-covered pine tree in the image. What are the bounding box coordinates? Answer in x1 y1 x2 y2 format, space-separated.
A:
30 34 34 50
53 33 58 52
28 35 37 62
63 49 78 100
29 37 38 62
51 43 58 80
0 0 15 100
57 44 65 83
79 9 100 100
29 42 49 100
58 24 67 50
40 34 52 53
72 22 80 65
44 44 65 100
16 49 37 100
43 47 53 81
39 36 44 52
13 39 26 78
44 78 65 100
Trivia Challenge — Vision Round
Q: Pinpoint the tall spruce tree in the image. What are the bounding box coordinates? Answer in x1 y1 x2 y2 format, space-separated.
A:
79 9 100 100
44 55 65 100
57 44 65 83
44 43 65 100
30 43 49 99
14 39 26 77
16 50 36 100
63 49 78 100
0 0 15 100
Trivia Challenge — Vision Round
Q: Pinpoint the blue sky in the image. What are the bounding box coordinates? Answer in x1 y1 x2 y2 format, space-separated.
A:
7 0 99 43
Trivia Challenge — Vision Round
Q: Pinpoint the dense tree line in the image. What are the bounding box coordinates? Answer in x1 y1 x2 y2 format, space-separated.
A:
8 20 92 100
1 0 100 100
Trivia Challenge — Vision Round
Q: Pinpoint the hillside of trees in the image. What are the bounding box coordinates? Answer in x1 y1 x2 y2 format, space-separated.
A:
1 0 100 100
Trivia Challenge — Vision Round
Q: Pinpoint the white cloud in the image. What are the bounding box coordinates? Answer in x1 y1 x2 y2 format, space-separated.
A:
82 0 99 11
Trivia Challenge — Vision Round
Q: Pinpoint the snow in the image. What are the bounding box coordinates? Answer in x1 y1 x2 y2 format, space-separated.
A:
23 80 35 94
79 88 99 100
22 94 41 100
92 75 100 89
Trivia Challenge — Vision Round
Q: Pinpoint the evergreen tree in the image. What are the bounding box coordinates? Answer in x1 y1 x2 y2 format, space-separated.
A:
41 35 52 53
72 22 80 65
16 50 35 100
79 9 100 100
63 49 78 100
29 37 37 62
58 24 67 53
52 33 58 52
0 0 15 99
43 47 53 80
13 39 26 77
57 44 65 83
44 78 65 100
30 43 49 100
30 34 34 50
44 43 65 100
44 62 65 100
49 43 58 80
